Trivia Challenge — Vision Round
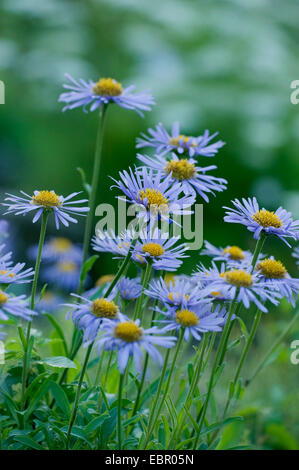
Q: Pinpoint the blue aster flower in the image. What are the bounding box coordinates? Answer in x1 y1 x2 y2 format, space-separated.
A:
29 237 82 264
136 122 225 158
42 261 81 292
0 262 34 285
132 229 188 271
0 244 13 267
201 240 258 266
155 303 227 342
224 197 299 247
146 276 208 309
292 246 299 267
195 264 282 313
112 167 195 224
0 291 36 321
192 263 233 302
35 291 64 314
0 324 6 341
59 74 154 117
92 229 133 258
65 293 120 345
3 190 89 229
137 153 227 201
255 257 299 307
95 314 177 373
117 276 142 300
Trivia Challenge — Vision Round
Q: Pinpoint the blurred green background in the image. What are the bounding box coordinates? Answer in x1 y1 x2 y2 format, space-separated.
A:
0 0 299 449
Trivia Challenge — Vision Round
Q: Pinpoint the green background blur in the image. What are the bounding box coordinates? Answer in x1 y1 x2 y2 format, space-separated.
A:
0 0 299 449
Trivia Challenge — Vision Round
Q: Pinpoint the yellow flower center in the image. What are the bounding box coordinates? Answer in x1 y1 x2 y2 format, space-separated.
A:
96 274 115 287
114 321 143 342
169 135 196 148
58 261 77 273
175 309 199 327
256 258 287 279
0 270 15 278
222 246 244 260
93 78 123 97
31 191 61 207
0 291 8 306
92 298 118 318
211 291 223 298
139 188 169 210
224 270 253 288
165 159 196 181
252 210 282 228
142 242 165 257
50 237 72 252
168 292 190 302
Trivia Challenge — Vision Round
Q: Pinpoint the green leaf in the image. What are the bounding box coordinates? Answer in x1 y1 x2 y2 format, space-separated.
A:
80 255 99 283
14 435 44 450
49 381 70 417
39 356 77 369
45 313 69 356
38 284 48 303
24 375 56 421
77 167 91 195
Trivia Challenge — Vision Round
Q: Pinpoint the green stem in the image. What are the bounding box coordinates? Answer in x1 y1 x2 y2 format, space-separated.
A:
246 309 299 387
170 333 208 449
117 374 125 450
21 211 48 411
78 105 108 294
94 352 104 387
66 343 93 449
97 350 113 412
209 235 268 444
250 232 266 273
193 298 237 448
133 261 152 321
117 372 125 450
222 308 262 418
143 331 184 449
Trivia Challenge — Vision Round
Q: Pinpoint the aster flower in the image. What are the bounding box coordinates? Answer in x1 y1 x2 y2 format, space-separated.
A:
42 261 81 292
117 276 142 301
0 262 34 285
65 294 120 345
155 303 227 342
29 237 82 263
136 122 225 158
255 257 299 307
92 229 133 258
35 291 64 314
292 246 299 267
0 324 6 341
95 314 177 373
137 153 227 201
59 74 154 117
0 244 13 267
0 220 10 243
0 291 36 321
132 229 188 271
146 276 208 309
112 167 195 224
224 197 299 247
201 240 257 266
195 264 281 313
3 190 89 229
